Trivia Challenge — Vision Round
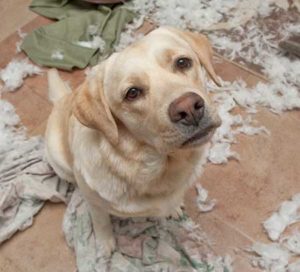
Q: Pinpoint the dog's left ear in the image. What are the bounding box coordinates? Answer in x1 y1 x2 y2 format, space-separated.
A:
168 28 221 86
73 64 118 145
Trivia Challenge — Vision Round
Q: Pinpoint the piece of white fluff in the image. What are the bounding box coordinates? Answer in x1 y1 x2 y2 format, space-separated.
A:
263 194 300 241
131 0 255 31
195 184 216 212
251 242 290 272
208 143 239 164
249 196 300 271
131 0 290 31
51 50 64 60
207 255 234 272
16 29 27 53
0 59 42 92
282 232 300 255
208 19 300 94
0 100 20 131
257 0 275 17
76 36 106 51
205 78 269 164
288 260 300 272
0 100 26 157
204 69 299 164
75 24 106 51
114 16 145 52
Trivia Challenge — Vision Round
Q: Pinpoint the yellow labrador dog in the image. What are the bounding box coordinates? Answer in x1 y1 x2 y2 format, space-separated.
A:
45 27 221 256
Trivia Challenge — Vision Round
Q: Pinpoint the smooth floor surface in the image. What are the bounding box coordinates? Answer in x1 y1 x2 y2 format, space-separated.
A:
1 3 300 272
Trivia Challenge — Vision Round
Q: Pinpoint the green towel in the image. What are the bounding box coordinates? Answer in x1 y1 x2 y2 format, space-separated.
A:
21 1 135 70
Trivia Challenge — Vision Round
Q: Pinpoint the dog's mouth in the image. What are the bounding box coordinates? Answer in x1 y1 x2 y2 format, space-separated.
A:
181 124 219 147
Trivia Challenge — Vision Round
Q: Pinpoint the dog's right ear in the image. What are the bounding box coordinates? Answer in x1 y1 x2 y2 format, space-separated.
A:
73 65 118 145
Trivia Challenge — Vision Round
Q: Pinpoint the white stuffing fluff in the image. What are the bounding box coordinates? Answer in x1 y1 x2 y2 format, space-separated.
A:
249 195 300 271
0 100 43 173
263 194 300 241
205 78 271 164
131 0 261 31
288 260 300 272
15 29 27 53
51 50 64 60
114 16 145 52
195 184 216 212
282 232 300 255
207 15 300 161
0 59 42 92
0 101 22 154
76 36 105 51
251 242 290 272
75 25 106 51
115 31 144 52
208 143 239 165
207 255 234 272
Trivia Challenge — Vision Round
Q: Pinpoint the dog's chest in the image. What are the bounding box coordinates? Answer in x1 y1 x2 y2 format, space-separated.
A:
79 143 202 199
71 127 205 216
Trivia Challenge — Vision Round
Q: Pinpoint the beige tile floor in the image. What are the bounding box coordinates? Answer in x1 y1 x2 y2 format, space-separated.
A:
1 2 300 272
0 0 36 43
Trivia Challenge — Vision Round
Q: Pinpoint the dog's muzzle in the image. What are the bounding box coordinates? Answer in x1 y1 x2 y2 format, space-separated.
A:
168 92 205 127
168 92 221 147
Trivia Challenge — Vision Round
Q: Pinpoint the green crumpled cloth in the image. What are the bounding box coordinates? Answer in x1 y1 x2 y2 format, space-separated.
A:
21 0 135 70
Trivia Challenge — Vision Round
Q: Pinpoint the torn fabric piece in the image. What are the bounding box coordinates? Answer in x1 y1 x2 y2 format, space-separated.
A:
0 100 72 243
63 189 230 272
21 1 135 70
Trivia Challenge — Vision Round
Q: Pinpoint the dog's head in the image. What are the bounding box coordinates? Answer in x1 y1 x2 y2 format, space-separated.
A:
73 27 221 153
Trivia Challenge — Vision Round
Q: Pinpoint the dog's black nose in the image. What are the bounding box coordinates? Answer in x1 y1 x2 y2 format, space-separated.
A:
168 92 205 126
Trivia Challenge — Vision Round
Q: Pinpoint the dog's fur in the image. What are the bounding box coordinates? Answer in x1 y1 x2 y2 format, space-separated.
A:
45 27 221 255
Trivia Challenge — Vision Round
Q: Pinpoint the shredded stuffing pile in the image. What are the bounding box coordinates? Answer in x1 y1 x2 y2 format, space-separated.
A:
249 194 300 272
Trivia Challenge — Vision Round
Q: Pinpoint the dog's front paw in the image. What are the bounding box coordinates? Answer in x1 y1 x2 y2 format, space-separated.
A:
98 235 116 257
167 204 184 220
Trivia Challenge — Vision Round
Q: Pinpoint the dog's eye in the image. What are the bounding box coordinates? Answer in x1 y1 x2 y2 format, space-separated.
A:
175 57 192 70
125 87 143 101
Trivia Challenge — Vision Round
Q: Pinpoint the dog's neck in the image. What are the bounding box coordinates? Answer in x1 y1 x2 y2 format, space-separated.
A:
109 125 207 196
